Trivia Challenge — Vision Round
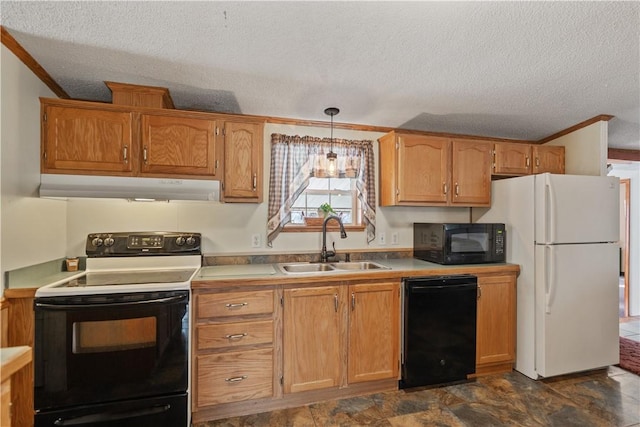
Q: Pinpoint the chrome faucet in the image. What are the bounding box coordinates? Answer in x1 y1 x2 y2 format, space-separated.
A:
320 215 348 263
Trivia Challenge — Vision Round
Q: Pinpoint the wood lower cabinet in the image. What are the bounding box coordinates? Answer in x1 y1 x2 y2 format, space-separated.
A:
192 287 277 416
283 286 342 393
42 104 134 174
347 283 399 384
475 274 516 375
283 281 400 394
140 113 217 177
378 132 491 207
220 121 264 203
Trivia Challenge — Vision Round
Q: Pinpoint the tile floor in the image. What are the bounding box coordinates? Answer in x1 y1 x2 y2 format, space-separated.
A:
194 366 640 427
195 317 640 427
620 317 640 343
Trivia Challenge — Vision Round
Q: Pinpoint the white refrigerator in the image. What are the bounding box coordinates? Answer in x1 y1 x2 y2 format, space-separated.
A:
475 173 620 379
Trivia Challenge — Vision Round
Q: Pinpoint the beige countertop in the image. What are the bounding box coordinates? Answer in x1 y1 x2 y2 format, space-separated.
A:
0 346 32 382
193 258 520 288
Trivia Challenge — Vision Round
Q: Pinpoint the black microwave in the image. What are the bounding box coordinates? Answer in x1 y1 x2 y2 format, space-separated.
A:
413 223 506 265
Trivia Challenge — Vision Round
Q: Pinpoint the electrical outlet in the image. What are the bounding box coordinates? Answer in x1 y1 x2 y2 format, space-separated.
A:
379 232 386 245
391 232 399 245
251 234 261 248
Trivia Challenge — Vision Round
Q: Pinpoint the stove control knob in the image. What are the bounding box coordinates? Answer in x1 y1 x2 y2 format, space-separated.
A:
175 236 186 246
186 236 196 245
92 237 103 247
104 237 115 247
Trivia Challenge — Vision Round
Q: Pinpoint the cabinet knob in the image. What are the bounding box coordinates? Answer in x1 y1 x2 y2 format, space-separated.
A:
443 183 448 195
253 173 257 191
455 183 460 196
143 146 148 164
123 145 128 163
225 375 248 383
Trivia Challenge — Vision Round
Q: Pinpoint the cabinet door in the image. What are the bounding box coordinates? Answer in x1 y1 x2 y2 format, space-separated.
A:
348 282 399 383
43 106 133 174
397 135 450 204
532 145 565 174
493 143 532 175
222 121 263 202
283 286 341 393
140 114 217 177
476 275 516 370
450 139 492 206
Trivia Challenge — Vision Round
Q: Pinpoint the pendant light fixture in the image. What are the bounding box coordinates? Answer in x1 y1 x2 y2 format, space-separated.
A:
324 107 339 177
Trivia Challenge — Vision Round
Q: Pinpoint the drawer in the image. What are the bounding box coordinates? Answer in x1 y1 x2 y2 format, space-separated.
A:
196 290 274 319
197 320 273 350
196 348 273 407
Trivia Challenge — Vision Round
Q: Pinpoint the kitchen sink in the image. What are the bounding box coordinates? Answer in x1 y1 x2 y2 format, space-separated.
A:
279 263 336 273
278 260 389 274
329 261 389 270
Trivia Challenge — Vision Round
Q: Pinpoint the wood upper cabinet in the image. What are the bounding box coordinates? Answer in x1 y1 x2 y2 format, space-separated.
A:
450 139 492 206
475 274 516 375
140 113 217 177
220 121 264 203
493 143 565 176
378 132 491 207
493 143 532 176
348 282 399 384
42 104 134 174
283 286 342 394
532 145 565 174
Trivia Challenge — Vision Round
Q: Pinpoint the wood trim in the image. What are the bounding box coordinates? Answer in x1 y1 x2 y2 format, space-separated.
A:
1 25 69 98
608 148 640 162
621 178 630 318
536 115 614 144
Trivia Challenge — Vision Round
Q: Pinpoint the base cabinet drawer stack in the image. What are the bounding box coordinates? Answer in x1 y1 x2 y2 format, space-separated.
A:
192 288 277 419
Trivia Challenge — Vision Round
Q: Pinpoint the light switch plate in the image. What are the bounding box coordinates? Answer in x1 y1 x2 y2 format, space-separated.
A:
251 234 261 248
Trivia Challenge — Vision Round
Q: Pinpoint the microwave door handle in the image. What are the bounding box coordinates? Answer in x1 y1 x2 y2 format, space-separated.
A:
53 404 171 426
35 294 186 310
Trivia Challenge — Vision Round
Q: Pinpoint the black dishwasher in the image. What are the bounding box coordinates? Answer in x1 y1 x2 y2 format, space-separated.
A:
401 275 477 389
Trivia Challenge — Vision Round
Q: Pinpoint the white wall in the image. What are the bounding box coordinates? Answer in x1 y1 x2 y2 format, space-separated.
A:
609 162 640 316
65 123 470 256
1 45 67 287
546 120 609 176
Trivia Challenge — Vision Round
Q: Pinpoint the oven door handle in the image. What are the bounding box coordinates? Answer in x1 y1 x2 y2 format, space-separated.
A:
53 404 171 425
35 294 187 309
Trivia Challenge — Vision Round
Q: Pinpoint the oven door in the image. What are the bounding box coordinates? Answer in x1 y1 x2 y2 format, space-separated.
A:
34 291 189 411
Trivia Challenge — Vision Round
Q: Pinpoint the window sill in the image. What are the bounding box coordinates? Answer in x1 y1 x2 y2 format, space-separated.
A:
282 224 366 233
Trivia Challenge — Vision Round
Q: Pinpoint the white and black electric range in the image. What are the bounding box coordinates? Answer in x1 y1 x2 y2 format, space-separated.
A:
35 231 202 297
34 232 202 427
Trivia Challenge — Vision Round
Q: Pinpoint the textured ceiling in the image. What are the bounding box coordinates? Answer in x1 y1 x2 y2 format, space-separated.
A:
2 1 639 150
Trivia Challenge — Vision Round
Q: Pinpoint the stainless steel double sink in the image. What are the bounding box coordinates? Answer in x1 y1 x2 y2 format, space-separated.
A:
277 261 390 274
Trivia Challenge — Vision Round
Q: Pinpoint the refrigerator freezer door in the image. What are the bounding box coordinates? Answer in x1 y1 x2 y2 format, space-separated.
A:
534 174 620 244
534 243 619 378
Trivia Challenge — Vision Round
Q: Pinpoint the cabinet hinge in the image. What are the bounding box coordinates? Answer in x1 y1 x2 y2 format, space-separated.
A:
280 376 284 385
221 181 225 191
215 127 220 136
43 112 47 122
280 296 284 307
396 188 400 196
43 150 47 161
395 142 399 150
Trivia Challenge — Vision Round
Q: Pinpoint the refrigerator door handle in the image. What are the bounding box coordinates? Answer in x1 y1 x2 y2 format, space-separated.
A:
545 245 555 314
544 174 557 244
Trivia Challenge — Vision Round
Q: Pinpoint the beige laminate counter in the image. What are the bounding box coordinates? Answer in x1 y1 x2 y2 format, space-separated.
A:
192 258 520 288
0 346 31 383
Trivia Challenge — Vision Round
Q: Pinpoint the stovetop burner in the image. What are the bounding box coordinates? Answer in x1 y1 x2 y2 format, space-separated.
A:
60 269 197 288
36 232 203 297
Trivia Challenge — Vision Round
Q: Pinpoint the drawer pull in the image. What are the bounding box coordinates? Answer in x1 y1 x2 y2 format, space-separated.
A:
225 333 248 340
225 302 248 309
225 375 248 383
